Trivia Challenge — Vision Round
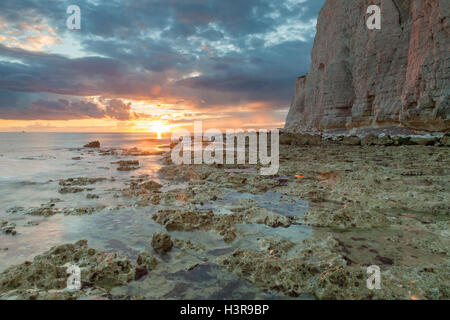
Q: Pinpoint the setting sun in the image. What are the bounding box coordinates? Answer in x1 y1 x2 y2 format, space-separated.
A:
148 121 172 139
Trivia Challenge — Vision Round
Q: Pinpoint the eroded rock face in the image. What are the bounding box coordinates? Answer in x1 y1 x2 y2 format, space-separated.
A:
151 232 174 253
285 0 449 132
0 240 134 299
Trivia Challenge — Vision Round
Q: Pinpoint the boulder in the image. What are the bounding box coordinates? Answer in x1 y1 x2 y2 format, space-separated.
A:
83 141 100 148
151 232 173 254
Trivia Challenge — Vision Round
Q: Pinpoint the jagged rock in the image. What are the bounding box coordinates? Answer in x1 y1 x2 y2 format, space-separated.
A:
361 134 393 146
440 133 450 146
59 177 106 187
134 251 158 280
140 181 162 191
83 141 100 148
409 136 439 146
1 221 17 235
243 207 291 228
391 136 413 146
285 0 449 132
112 160 139 166
116 160 140 171
151 232 174 253
0 240 134 299
280 132 322 146
342 136 361 146
152 209 243 242
58 187 87 194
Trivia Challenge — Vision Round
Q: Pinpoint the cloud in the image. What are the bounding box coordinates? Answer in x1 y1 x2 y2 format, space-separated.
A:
0 93 136 120
0 0 326 123
0 98 103 120
104 99 134 121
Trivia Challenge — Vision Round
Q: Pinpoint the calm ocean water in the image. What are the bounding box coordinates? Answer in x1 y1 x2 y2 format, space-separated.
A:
0 132 310 299
0 132 170 267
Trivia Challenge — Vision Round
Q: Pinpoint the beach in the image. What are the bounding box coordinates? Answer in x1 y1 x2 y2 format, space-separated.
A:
0 132 448 299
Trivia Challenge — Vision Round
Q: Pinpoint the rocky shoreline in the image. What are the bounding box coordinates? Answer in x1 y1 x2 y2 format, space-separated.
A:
0 137 448 300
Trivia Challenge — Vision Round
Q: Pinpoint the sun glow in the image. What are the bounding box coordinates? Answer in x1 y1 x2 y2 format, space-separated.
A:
148 121 172 139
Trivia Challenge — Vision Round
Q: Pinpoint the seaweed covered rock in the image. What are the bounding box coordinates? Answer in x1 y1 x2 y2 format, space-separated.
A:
152 209 243 242
1 221 17 235
151 232 173 254
83 141 100 148
0 240 134 299
220 235 450 300
243 207 291 228
134 251 158 280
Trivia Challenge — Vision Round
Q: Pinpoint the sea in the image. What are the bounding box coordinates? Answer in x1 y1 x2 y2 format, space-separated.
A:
0 132 312 299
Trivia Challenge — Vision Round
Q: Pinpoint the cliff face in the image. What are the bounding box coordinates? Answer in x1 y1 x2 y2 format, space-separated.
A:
285 0 449 132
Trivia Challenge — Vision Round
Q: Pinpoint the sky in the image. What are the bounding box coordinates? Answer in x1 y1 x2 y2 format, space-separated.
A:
0 0 325 133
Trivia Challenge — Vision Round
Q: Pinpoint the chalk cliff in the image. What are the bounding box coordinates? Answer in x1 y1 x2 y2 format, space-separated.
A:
285 0 449 132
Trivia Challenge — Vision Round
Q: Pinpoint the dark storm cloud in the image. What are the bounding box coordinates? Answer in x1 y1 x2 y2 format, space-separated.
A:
0 95 137 120
105 99 134 121
0 0 326 119
0 98 104 120
0 44 166 97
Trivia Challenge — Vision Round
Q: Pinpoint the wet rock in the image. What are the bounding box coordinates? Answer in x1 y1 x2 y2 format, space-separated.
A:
152 209 243 242
62 206 104 216
140 181 162 191
280 133 322 146
6 207 24 214
58 187 86 194
303 202 389 229
25 199 63 216
258 237 296 257
112 160 140 171
98 148 118 156
25 203 104 217
151 232 173 254
361 134 393 146
121 179 162 200
121 147 156 156
0 240 134 299
243 207 291 228
153 138 450 299
1 221 17 236
117 165 139 171
135 194 161 207
173 239 205 251
58 177 106 193
84 141 100 148
391 136 413 146
153 210 214 232
86 194 99 199
59 177 107 187
134 251 158 280
410 136 439 146
342 136 361 146
440 133 450 146
375 255 394 265
184 169 201 181
27 206 60 217
219 235 346 298
113 160 139 166
317 171 339 189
